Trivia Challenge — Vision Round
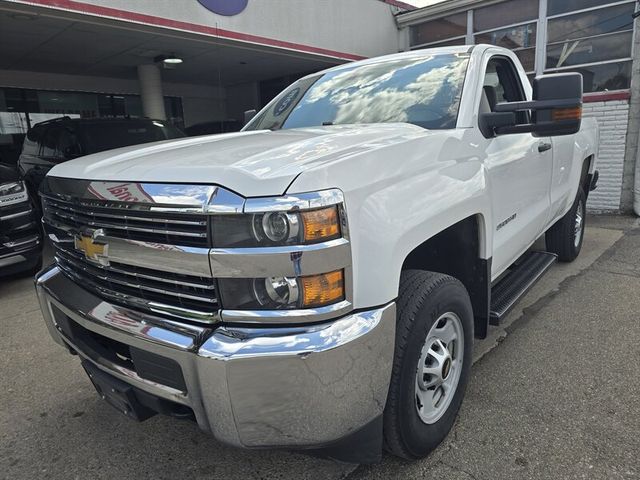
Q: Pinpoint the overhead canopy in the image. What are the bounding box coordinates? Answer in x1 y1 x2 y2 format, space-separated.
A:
0 3 343 86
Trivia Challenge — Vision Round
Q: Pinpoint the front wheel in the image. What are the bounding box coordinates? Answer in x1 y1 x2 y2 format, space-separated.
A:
546 187 586 262
383 270 473 459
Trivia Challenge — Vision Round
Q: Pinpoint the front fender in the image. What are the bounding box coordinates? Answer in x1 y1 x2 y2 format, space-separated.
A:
348 161 492 308
288 129 493 309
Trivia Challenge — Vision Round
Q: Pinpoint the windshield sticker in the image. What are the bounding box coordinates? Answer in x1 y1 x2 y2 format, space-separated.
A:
273 88 300 117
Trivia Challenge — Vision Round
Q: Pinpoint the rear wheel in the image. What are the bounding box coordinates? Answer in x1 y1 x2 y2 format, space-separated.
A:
546 187 586 262
383 270 473 459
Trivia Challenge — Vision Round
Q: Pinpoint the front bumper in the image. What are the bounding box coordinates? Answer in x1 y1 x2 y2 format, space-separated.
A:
0 199 41 276
36 265 395 449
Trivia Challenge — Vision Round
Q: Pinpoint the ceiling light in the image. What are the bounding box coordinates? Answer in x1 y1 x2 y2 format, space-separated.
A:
154 54 183 65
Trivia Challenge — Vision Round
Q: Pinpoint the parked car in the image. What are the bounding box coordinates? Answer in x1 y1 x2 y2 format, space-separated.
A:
184 120 242 136
18 117 185 197
35 46 598 463
0 163 41 277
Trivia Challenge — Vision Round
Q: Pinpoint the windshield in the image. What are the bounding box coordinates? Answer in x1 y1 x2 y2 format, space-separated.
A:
78 120 185 154
246 53 470 131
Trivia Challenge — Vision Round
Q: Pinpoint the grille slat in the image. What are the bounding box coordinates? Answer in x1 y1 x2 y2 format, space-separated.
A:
42 195 209 247
56 246 215 290
46 198 207 226
42 194 218 322
55 248 217 304
54 244 218 317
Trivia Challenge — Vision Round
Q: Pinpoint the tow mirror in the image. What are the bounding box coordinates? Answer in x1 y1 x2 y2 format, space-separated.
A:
482 73 583 138
243 109 257 126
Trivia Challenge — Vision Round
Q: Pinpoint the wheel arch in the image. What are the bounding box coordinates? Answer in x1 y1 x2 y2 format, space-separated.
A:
400 214 491 339
581 154 595 198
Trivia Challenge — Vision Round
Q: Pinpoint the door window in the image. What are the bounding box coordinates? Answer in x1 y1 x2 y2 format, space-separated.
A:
57 127 81 159
22 124 45 156
40 126 60 159
480 56 528 124
40 125 79 160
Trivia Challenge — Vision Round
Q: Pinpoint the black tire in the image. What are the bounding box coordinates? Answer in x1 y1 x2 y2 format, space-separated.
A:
383 270 474 459
546 187 586 262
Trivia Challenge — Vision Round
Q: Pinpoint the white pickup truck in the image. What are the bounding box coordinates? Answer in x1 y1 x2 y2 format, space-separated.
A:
36 45 598 463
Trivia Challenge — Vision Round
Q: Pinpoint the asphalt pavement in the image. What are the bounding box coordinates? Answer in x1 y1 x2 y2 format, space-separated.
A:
1 215 638 479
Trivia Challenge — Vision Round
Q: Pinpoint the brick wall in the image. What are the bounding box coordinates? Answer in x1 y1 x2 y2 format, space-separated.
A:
582 98 630 211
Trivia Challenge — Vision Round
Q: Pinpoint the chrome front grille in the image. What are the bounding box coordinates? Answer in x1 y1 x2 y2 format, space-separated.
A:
52 243 218 321
39 180 226 323
42 195 209 247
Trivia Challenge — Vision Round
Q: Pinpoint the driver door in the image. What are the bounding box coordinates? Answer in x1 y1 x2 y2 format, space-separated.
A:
480 56 553 278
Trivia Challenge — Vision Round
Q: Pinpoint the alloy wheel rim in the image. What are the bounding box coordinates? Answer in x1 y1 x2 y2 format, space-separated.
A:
415 312 464 425
574 199 585 248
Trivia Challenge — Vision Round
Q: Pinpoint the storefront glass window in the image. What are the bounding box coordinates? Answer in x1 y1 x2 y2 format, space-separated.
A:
97 94 125 117
546 31 633 69
545 2 635 92
473 0 538 33
475 23 536 71
569 61 632 93
475 23 536 49
547 3 635 44
125 96 143 118
37 91 99 117
514 48 536 73
410 12 467 47
548 0 626 17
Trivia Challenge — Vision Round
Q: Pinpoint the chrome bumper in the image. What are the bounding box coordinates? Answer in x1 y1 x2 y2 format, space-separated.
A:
36 265 395 448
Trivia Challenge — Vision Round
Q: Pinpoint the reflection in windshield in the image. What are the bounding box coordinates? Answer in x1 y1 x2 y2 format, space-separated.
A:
246 53 470 131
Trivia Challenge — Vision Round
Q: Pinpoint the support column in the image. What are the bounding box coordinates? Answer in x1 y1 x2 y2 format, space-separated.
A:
137 64 166 120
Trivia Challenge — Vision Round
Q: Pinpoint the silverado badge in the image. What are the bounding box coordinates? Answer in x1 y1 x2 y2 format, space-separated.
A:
74 230 109 266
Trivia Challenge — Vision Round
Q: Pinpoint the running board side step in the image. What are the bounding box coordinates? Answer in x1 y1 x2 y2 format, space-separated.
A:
489 251 557 325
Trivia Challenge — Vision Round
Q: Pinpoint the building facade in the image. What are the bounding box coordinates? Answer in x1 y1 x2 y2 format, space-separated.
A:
397 0 640 212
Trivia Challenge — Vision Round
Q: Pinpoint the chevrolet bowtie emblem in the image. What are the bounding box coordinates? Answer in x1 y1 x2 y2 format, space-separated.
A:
74 230 109 266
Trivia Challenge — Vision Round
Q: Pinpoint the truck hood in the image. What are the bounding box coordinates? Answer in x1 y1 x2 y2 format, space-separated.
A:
47 123 425 197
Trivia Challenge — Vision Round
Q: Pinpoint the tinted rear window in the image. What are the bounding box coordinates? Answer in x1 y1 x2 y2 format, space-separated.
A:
78 121 185 154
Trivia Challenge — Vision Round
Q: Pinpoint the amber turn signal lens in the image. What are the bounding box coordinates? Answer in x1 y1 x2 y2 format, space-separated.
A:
300 206 340 243
552 107 582 121
300 270 345 308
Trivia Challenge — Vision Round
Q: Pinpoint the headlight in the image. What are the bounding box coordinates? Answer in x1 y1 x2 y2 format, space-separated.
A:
218 270 345 311
212 205 341 247
214 189 348 313
0 181 29 207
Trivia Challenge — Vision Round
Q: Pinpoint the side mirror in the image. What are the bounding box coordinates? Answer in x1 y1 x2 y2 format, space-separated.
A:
482 73 583 138
243 109 257 126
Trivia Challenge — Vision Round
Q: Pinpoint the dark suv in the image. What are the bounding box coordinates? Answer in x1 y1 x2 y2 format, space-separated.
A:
0 163 42 277
18 117 185 196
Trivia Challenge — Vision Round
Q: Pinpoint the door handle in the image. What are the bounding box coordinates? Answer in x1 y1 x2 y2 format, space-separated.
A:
538 142 552 153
